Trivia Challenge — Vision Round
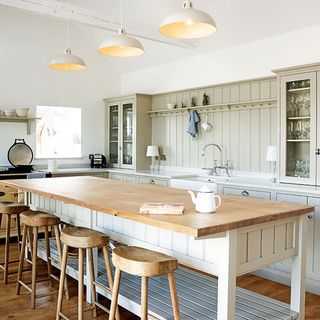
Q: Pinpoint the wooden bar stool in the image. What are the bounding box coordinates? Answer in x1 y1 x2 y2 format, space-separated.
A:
56 226 118 320
109 246 180 320
16 210 69 308
0 202 29 284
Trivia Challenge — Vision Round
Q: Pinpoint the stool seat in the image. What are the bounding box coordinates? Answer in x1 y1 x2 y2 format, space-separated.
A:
0 202 29 215
112 246 178 277
109 246 180 320
61 226 109 248
21 211 60 227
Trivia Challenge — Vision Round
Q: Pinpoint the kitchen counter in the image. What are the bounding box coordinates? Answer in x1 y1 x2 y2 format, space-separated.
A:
1 176 312 237
0 176 311 320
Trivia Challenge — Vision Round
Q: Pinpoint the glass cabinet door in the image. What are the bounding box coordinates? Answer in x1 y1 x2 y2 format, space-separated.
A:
108 104 119 166
280 72 316 184
121 101 134 168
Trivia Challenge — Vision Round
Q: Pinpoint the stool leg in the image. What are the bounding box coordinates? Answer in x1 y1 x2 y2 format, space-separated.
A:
168 272 180 320
56 243 68 320
78 248 85 320
102 245 120 320
141 276 148 320
53 225 69 300
109 268 121 320
27 227 33 258
44 226 53 287
4 214 11 284
16 224 27 295
87 248 97 318
16 213 22 253
31 226 38 309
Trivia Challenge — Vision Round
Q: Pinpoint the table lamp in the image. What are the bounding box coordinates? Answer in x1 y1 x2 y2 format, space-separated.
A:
266 146 277 183
146 145 160 172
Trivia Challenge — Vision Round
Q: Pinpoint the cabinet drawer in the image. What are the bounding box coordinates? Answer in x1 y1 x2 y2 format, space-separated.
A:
276 193 307 205
222 186 271 200
138 176 168 187
122 175 136 183
108 173 124 181
108 173 136 183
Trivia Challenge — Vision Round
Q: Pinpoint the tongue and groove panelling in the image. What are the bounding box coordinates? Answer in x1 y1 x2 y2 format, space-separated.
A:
151 77 278 173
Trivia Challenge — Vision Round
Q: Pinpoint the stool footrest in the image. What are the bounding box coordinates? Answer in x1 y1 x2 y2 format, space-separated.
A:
0 259 20 268
18 280 32 293
93 281 111 294
93 300 110 314
58 312 70 320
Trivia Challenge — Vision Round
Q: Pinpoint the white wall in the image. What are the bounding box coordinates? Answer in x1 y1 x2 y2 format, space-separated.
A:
121 25 320 95
0 7 121 166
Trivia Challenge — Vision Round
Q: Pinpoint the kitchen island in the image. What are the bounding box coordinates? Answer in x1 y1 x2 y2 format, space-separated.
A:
1 176 313 320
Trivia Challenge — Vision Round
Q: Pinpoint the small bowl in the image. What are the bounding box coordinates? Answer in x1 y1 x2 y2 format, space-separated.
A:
167 103 176 110
3 109 15 117
15 108 30 117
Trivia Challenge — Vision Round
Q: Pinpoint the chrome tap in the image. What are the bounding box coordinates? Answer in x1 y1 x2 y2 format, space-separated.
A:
201 143 222 157
201 143 231 176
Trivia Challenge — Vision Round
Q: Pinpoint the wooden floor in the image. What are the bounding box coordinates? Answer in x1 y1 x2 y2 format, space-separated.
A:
0 243 319 320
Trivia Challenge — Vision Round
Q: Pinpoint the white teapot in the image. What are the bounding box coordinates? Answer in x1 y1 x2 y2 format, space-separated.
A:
188 186 221 213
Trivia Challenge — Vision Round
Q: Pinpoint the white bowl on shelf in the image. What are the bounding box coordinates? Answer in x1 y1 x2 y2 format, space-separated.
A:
15 108 30 117
167 103 176 110
3 109 15 117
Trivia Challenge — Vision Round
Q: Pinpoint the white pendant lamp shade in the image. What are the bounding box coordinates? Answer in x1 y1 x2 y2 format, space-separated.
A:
160 0 216 39
49 48 86 71
98 28 144 57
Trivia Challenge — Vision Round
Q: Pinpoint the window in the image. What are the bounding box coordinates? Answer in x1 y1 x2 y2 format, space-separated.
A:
36 106 81 158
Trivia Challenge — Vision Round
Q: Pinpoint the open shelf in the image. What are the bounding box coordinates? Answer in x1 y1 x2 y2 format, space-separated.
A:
38 239 299 320
287 139 310 142
148 99 277 117
0 116 41 134
287 116 310 120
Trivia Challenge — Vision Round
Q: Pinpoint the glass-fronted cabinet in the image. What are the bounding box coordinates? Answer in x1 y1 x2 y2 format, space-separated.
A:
105 94 152 170
280 72 317 185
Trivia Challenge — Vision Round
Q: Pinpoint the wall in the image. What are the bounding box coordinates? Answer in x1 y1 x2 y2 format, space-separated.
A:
151 78 278 174
121 25 320 95
0 7 121 166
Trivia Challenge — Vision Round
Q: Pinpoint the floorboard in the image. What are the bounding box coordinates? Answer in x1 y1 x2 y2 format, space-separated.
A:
0 243 319 319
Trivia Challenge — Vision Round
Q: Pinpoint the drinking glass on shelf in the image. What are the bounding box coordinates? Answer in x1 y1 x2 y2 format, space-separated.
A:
302 121 310 139
289 95 297 117
295 120 302 139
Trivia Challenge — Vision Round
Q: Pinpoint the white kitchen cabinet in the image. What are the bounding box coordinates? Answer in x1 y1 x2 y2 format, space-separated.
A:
222 186 271 200
108 172 136 183
105 94 152 170
138 176 169 187
274 63 320 185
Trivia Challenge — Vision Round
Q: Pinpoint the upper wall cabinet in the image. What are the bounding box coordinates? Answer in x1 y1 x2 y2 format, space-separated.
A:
104 94 152 170
274 63 320 185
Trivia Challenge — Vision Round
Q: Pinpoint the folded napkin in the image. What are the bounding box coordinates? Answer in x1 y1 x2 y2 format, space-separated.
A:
187 110 200 139
27 172 46 179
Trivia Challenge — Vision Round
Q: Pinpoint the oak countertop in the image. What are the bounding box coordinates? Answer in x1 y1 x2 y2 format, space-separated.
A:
0 176 313 237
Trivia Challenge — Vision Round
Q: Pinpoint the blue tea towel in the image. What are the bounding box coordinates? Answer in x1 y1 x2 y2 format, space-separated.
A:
187 110 200 139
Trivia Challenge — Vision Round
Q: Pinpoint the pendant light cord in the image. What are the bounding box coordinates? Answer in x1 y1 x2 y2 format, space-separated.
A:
120 0 123 28
66 0 70 49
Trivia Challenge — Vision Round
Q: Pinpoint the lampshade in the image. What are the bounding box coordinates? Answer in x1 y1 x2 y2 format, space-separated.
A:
98 28 144 57
146 145 159 157
49 48 86 71
266 146 277 162
160 0 217 39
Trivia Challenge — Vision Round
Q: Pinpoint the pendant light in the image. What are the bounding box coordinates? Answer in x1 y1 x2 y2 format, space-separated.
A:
98 0 144 57
160 0 217 39
49 2 86 71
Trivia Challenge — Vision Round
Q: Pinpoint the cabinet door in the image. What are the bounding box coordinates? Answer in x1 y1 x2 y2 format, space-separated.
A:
107 102 120 167
280 72 317 185
120 99 135 169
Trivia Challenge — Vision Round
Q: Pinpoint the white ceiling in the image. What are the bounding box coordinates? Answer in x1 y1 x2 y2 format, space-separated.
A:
3 0 320 74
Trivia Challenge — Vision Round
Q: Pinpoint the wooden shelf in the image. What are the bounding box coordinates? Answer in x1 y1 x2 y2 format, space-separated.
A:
147 99 277 117
0 116 41 134
287 116 310 120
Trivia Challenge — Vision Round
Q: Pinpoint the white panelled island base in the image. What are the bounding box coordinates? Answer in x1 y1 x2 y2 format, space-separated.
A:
1 177 313 320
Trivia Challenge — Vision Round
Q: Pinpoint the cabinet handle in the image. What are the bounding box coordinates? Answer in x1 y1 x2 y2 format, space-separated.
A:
150 179 155 184
241 190 249 197
308 214 313 219
0 192 4 197
315 148 320 155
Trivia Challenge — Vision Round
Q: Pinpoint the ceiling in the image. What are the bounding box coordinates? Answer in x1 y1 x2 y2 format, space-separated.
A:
3 0 320 74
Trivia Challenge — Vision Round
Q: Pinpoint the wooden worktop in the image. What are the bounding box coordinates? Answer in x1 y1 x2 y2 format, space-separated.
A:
0 176 314 237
